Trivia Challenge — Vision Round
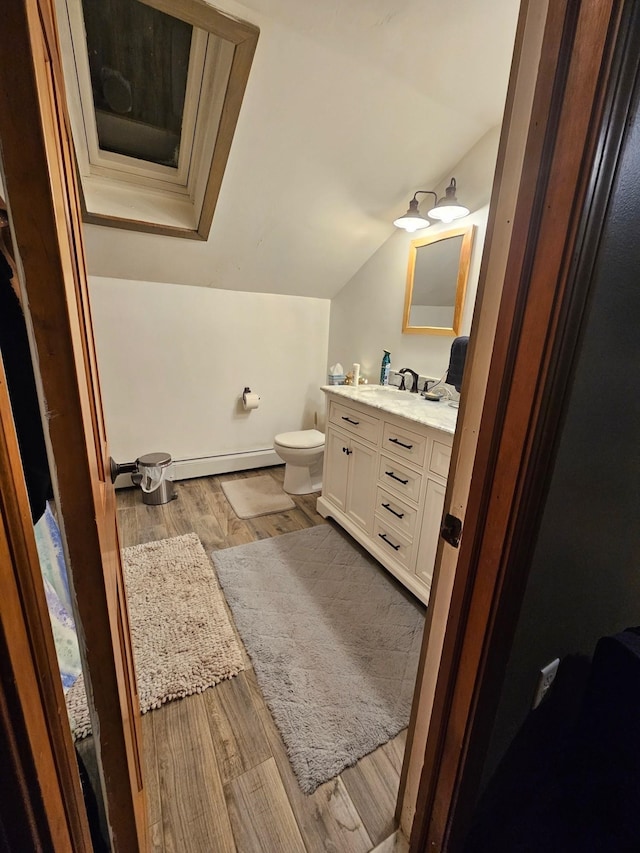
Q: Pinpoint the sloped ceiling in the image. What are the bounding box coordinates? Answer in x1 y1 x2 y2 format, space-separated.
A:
83 0 520 298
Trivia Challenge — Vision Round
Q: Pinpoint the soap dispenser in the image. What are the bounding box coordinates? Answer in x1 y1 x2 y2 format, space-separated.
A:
380 350 391 385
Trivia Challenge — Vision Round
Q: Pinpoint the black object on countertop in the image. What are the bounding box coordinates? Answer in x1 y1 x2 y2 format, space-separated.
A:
446 336 469 392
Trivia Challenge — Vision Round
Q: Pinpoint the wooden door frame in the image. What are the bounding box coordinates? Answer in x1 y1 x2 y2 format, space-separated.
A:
0 0 630 849
0 0 147 849
0 355 89 851
398 0 551 830
407 0 629 849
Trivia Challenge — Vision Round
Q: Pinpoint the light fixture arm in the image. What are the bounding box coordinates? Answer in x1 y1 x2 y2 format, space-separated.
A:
398 190 438 224
411 190 438 205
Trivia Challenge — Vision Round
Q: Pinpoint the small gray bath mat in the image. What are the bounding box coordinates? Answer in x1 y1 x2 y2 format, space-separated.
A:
221 475 295 519
66 533 245 739
212 524 425 793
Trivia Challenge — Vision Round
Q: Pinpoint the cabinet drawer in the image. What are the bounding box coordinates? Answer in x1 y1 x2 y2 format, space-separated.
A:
378 454 422 503
375 487 418 540
429 440 452 478
373 518 414 571
329 401 381 444
382 422 427 467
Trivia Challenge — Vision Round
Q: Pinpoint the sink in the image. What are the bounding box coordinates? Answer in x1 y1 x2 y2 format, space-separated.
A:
355 384 404 393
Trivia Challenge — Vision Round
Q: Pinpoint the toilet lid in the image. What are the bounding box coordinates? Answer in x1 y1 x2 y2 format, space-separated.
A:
275 429 324 449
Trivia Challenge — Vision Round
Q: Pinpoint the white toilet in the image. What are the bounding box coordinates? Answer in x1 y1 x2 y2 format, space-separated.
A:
273 429 325 495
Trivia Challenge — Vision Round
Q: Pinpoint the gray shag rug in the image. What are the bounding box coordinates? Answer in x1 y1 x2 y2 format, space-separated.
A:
66 533 245 739
212 524 425 793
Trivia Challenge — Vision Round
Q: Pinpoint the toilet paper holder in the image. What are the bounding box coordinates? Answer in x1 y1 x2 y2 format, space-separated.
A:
242 387 260 410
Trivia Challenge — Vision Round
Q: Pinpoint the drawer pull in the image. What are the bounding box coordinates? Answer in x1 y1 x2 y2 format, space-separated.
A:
342 416 360 425
378 533 401 551
385 470 409 485
389 437 413 450
382 502 405 519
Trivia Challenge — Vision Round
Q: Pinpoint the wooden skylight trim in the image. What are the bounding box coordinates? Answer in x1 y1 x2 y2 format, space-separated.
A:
56 0 259 239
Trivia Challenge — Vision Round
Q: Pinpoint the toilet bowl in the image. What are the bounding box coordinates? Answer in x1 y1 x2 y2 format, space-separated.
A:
273 429 325 495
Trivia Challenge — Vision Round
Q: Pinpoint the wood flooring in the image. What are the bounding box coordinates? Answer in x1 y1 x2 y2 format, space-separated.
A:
116 466 407 853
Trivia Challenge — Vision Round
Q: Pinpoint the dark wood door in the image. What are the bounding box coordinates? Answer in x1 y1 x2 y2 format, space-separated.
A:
0 1 147 849
409 0 627 849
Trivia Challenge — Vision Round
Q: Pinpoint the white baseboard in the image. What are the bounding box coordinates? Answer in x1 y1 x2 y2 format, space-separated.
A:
114 449 282 489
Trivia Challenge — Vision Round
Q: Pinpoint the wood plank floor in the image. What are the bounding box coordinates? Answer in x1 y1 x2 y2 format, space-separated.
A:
117 466 407 853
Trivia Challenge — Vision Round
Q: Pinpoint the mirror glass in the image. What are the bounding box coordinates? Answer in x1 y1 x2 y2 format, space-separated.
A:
402 225 474 336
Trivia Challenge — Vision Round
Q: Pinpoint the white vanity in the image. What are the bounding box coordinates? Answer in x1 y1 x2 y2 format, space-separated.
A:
317 385 457 604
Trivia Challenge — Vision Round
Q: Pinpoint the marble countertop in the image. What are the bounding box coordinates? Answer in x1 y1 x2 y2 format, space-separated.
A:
321 385 458 435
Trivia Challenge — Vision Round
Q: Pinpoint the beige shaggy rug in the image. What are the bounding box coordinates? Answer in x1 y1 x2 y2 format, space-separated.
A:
66 533 244 739
221 474 295 518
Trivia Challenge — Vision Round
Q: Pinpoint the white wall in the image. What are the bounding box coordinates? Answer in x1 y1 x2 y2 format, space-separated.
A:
89 277 329 466
328 127 501 383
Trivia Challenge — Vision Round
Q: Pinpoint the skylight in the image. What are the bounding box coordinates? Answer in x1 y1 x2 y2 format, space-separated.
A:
82 0 192 168
56 0 259 238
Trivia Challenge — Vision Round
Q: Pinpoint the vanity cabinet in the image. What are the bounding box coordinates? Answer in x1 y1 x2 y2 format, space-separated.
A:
415 478 446 588
323 428 377 533
318 390 454 604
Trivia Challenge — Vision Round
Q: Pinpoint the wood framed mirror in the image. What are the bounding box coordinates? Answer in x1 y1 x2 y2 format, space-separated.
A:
402 224 475 336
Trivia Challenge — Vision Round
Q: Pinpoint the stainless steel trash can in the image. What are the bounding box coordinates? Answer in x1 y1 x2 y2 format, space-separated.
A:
135 452 176 505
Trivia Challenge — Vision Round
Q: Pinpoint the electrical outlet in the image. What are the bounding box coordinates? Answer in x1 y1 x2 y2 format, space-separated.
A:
532 658 560 709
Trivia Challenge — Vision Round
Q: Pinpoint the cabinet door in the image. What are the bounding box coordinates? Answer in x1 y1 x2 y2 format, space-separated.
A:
323 428 350 511
415 477 447 587
346 439 377 533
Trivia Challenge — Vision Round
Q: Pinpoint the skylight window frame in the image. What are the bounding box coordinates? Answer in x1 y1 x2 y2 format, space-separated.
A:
74 27 209 192
55 0 259 239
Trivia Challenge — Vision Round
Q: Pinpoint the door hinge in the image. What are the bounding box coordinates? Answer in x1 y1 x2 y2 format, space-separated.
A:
441 513 462 548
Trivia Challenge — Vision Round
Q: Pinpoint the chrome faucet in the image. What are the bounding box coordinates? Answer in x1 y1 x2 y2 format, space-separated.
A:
398 368 419 392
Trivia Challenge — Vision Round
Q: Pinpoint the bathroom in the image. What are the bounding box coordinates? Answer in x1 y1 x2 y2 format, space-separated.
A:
74 0 514 482
84 75 504 853
0 0 521 849
88 129 499 486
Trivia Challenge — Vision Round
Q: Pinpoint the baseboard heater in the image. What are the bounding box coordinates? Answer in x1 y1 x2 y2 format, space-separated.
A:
114 448 281 489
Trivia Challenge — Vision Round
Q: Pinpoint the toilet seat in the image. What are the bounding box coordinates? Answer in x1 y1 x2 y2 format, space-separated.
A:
274 429 324 449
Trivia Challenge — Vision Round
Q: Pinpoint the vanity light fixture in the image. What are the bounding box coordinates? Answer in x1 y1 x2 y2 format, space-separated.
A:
427 178 470 223
394 177 470 232
393 191 436 232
